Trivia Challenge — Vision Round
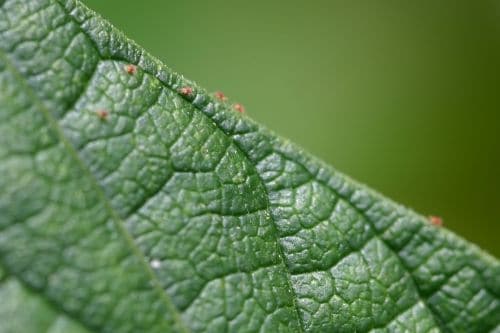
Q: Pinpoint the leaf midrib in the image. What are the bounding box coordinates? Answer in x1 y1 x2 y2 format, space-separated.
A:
0 49 189 333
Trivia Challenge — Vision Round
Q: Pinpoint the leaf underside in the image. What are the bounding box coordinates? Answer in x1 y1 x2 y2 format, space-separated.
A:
0 0 498 332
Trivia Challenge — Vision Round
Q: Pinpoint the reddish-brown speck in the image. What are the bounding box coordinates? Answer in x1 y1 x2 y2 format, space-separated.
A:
125 64 137 75
429 215 443 227
215 91 227 101
95 109 109 120
234 103 245 113
179 86 193 96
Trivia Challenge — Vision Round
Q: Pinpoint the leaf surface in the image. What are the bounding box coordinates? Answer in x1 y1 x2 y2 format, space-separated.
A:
0 0 498 332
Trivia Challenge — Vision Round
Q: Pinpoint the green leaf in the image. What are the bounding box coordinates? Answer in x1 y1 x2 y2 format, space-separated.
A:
0 279 90 333
0 0 498 332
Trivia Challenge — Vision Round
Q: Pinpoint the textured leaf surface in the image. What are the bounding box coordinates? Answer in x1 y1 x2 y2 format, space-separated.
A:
0 0 499 332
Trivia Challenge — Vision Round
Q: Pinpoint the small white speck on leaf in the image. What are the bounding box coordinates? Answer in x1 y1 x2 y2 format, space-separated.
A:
150 259 161 269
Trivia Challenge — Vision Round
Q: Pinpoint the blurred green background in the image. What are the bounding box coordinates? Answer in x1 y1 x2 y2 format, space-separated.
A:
84 0 500 257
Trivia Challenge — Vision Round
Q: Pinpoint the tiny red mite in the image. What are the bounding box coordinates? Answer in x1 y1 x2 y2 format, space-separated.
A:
95 109 109 120
125 64 137 75
428 215 443 227
215 91 227 101
234 103 245 113
179 86 193 96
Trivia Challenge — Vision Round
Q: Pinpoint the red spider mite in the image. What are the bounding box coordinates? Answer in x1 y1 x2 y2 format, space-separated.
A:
234 103 245 113
215 91 227 101
179 86 193 96
124 64 137 75
428 215 443 227
95 109 109 120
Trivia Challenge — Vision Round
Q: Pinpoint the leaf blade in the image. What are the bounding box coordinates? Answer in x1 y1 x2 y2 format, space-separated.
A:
0 0 498 332
0 47 187 333
0 278 90 333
